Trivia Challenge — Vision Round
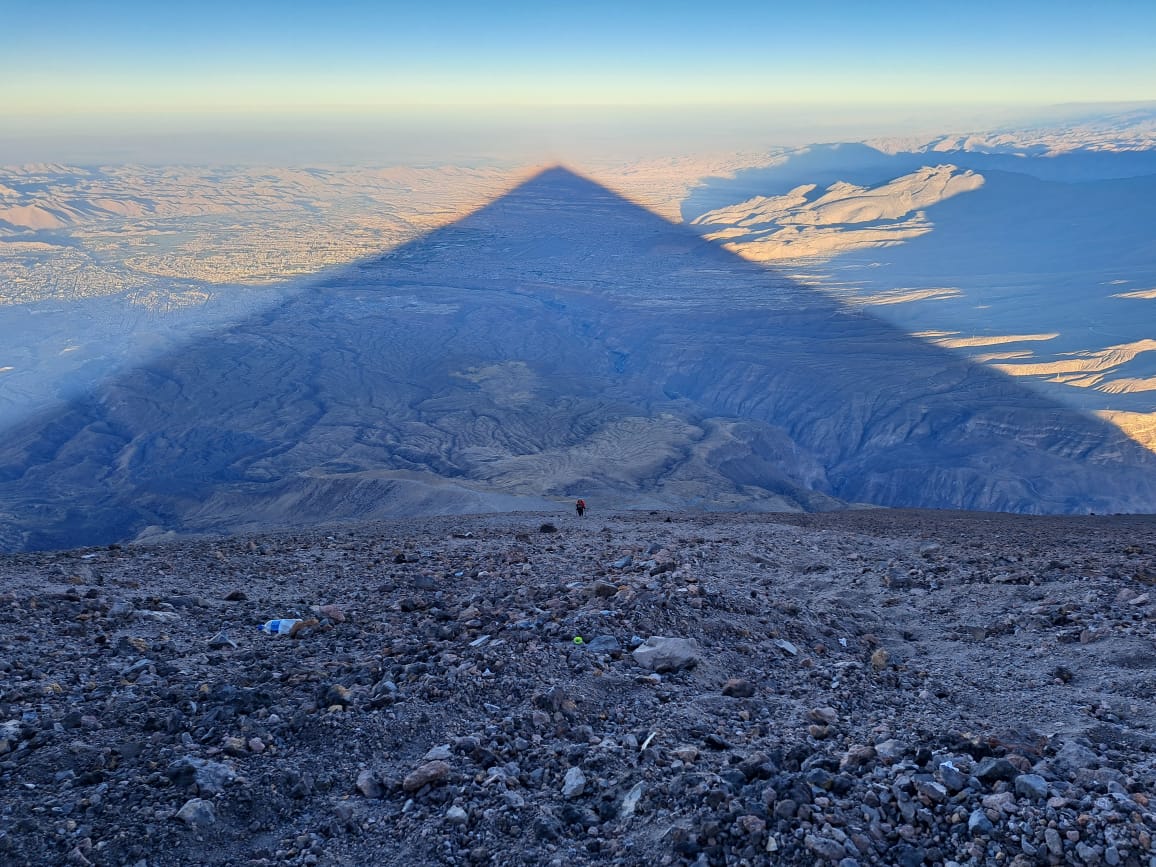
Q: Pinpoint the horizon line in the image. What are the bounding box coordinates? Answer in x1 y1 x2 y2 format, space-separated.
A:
6 99 1156 120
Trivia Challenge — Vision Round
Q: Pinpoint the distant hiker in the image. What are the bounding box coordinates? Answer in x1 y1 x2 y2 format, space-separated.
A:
576 499 586 517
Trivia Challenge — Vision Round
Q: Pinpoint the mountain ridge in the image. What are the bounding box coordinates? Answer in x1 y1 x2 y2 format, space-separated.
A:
1 166 1155 551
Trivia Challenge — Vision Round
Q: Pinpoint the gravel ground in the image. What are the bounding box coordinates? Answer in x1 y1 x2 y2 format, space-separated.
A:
2 509 1156 866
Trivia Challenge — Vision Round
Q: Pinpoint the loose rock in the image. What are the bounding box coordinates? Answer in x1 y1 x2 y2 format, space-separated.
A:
562 766 586 799
175 798 216 828
631 636 701 672
722 678 756 698
403 761 451 792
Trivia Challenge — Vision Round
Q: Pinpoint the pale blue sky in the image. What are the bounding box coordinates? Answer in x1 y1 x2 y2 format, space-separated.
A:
4 0 1154 114
2 0 1153 163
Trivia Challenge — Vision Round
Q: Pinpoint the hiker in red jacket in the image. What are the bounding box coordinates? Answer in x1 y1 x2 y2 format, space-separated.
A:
575 499 586 517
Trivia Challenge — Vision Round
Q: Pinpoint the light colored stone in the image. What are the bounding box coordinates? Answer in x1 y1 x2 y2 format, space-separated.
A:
356 769 383 799
840 744 876 770
771 639 798 656
874 739 905 763
562 766 586 798
808 706 839 724
632 636 701 673
982 791 1016 813
620 782 644 818
175 798 216 827
1076 841 1099 863
968 809 994 835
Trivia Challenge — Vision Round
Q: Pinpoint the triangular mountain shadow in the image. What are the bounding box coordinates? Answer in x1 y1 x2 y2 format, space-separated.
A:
2 166 1155 551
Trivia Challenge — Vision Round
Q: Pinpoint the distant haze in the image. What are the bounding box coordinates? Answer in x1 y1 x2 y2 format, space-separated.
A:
0 104 1133 166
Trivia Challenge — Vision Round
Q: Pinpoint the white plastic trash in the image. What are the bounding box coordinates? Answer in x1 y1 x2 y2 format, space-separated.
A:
258 619 301 635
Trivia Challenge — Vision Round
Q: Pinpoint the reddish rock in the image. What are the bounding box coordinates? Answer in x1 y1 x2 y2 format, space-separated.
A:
722 678 756 698
403 760 451 793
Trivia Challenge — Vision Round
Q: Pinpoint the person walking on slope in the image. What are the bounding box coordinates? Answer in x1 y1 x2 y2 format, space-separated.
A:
575 499 586 517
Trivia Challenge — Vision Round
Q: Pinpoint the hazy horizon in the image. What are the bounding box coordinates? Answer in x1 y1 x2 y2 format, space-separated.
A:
4 102 1154 166
4 0 1154 165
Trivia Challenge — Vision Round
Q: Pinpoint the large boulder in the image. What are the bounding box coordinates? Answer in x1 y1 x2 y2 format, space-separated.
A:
632 636 702 673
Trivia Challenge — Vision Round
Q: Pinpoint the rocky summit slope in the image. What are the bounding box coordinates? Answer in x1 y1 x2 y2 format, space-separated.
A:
3 167 1156 552
2 509 1156 866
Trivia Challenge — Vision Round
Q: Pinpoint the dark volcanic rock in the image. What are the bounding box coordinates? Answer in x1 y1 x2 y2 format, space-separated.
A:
2 486 1156 866
722 677 757 698
975 756 1020 783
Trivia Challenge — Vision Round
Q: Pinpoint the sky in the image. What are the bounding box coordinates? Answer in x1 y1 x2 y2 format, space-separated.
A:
2 0 1155 162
